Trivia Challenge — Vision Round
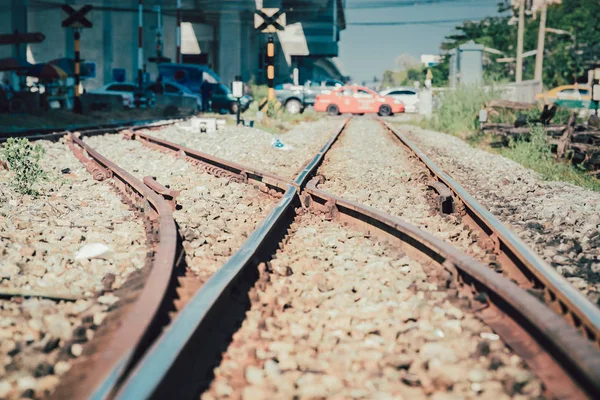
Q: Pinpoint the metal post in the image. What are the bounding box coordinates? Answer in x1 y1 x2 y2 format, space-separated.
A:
154 5 163 60
176 0 181 63
137 0 144 91
516 0 525 83
74 29 82 113
534 0 547 85
267 35 275 101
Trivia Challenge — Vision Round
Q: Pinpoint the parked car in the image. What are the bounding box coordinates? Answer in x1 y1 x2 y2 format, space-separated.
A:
163 80 202 112
89 82 154 108
379 87 419 113
535 85 592 109
314 85 405 116
276 79 343 114
158 63 252 114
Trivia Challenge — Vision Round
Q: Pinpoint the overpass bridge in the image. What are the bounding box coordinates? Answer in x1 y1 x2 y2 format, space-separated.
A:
0 0 346 89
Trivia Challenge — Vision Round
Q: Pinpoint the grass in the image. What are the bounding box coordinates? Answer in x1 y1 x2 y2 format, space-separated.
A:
425 86 499 138
499 124 600 191
415 85 600 191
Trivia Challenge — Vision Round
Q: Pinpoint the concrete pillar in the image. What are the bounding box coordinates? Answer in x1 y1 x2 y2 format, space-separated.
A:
217 11 241 85
11 0 28 59
102 0 113 85
28 2 66 64
458 40 484 86
79 4 104 88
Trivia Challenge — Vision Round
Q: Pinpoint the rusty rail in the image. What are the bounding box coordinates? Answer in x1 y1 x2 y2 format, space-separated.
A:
304 178 600 399
113 118 349 399
112 117 600 399
49 127 181 400
380 119 600 349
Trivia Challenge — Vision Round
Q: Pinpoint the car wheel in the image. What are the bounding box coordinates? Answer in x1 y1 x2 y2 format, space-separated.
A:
327 104 339 116
8 97 25 113
230 102 239 114
378 104 392 117
285 99 302 115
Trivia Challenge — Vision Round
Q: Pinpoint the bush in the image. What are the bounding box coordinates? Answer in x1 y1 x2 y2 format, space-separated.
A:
428 86 498 137
501 124 600 191
1 138 47 196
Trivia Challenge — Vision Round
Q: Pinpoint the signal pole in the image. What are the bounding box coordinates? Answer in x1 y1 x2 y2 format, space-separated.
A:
137 0 144 91
267 35 275 102
74 29 82 113
534 0 547 85
176 0 181 63
515 0 525 82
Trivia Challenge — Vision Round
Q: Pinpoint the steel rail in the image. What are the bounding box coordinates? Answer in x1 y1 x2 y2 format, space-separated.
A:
112 116 600 399
304 179 600 400
113 119 349 399
49 130 180 400
131 131 291 192
0 117 184 141
380 119 600 348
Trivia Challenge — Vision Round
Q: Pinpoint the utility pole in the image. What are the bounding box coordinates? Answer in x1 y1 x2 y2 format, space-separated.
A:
176 0 181 63
515 0 525 82
534 0 547 84
137 0 144 91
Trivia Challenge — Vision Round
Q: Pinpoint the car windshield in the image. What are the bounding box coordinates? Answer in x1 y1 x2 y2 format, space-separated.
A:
355 89 374 98
107 84 135 92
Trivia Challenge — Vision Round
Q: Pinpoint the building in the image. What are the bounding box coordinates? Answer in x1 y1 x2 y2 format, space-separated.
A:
0 0 346 89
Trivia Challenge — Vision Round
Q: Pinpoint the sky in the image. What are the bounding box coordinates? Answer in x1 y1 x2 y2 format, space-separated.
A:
338 0 507 83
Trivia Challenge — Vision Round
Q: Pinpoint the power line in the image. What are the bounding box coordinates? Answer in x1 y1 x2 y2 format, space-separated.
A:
347 17 486 26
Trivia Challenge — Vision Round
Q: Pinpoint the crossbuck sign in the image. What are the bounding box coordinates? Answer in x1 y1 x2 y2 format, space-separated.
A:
254 8 286 33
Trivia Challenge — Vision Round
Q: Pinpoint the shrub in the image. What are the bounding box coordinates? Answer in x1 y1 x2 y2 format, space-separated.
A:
428 85 498 138
1 138 47 196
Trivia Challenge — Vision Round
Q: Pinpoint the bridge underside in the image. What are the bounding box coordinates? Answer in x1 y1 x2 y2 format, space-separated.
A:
0 0 345 88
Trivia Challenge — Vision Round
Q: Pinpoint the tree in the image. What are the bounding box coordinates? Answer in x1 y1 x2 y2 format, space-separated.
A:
398 0 600 88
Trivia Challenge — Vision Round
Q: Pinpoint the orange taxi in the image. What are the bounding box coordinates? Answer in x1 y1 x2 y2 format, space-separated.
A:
314 85 405 116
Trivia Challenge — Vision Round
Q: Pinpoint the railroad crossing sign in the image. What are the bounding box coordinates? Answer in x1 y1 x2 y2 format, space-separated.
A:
61 5 93 29
254 9 286 33
0 32 45 46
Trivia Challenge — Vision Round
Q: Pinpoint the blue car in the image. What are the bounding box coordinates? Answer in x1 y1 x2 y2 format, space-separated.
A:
158 64 252 114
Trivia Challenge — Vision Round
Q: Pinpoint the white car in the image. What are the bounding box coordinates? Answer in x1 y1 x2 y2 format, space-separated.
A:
379 87 420 113
89 82 141 108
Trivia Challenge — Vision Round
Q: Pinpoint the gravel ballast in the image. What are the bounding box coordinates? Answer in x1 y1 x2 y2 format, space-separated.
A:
0 140 147 399
203 213 542 400
396 124 600 305
84 133 276 281
149 118 345 178
318 119 496 266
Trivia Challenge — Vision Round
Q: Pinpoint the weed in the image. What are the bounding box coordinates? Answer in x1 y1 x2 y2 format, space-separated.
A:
1 138 47 196
425 86 499 138
501 124 600 191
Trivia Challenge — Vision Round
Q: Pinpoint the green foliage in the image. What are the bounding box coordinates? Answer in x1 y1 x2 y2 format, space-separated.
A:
427 86 498 137
1 138 47 196
249 83 269 102
501 124 600 191
434 0 600 88
381 62 448 89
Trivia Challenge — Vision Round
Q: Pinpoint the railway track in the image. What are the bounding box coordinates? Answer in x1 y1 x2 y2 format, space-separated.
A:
3 117 600 399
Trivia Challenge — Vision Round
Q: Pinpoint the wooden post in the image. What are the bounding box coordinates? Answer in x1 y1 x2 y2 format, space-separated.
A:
534 0 547 85
516 0 525 83
557 112 576 159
